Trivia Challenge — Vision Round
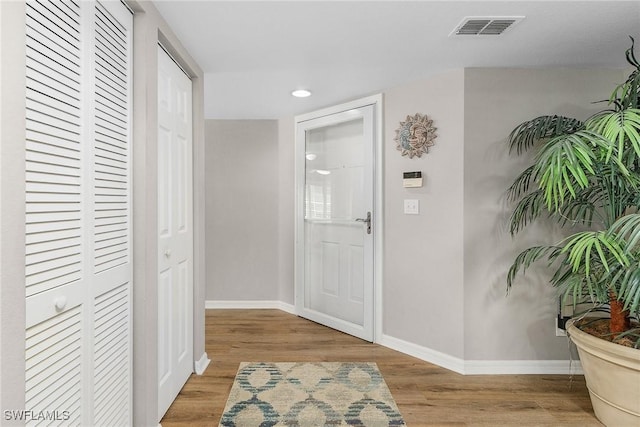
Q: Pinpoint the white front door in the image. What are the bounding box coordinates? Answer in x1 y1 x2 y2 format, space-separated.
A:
157 45 194 421
295 100 377 342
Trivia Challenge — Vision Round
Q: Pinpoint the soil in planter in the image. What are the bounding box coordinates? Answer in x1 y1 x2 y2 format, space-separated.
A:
576 318 640 348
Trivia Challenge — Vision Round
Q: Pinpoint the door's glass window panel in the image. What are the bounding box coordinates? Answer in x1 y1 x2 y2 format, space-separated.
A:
304 117 365 326
304 118 364 221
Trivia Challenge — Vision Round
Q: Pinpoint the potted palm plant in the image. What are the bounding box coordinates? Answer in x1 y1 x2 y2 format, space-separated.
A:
506 38 640 426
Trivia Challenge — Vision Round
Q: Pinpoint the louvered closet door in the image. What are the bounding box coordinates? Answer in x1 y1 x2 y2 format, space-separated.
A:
24 1 132 426
91 3 132 426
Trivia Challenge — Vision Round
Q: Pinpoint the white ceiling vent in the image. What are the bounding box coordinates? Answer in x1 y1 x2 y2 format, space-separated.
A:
451 16 524 36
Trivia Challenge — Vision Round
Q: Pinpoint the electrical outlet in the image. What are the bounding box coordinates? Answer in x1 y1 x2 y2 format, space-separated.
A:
404 199 419 214
555 317 567 337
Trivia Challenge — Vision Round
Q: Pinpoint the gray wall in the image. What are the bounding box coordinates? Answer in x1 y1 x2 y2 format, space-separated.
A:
462 68 625 360
277 117 296 304
1 1 27 417
203 67 625 365
205 120 280 301
382 70 466 358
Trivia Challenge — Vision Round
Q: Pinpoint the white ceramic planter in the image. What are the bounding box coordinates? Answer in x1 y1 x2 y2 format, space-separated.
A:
567 319 640 427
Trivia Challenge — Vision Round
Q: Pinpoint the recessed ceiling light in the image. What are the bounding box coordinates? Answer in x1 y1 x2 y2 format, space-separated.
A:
292 89 312 98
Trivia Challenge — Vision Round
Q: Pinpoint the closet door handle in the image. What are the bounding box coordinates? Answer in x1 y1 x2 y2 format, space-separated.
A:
54 296 67 311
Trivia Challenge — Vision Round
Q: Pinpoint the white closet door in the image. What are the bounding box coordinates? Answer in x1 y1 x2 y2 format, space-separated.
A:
24 1 132 425
91 3 133 426
157 45 194 421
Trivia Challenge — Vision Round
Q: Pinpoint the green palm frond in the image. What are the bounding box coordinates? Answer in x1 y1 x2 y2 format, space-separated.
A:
560 231 629 275
592 164 640 226
618 266 640 313
508 190 546 235
608 213 640 252
594 158 638 185
554 271 606 308
506 165 537 202
533 129 634 212
508 115 584 155
626 36 640 69
615 75 640 110
631 189 640 210
611 75 640 111
557 196 597 227
510 185 601 233
534 131 598 210
507 246 561 290
586 109 640 160
615 36 640 109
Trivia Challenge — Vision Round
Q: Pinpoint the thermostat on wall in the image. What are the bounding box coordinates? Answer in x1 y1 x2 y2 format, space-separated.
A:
403 171 423 188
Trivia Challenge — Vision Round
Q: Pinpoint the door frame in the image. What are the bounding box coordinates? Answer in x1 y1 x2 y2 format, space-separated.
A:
294 94 384 343
130 6 208 424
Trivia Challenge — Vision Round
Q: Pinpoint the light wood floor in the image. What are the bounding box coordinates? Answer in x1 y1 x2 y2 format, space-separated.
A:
160 309 601 426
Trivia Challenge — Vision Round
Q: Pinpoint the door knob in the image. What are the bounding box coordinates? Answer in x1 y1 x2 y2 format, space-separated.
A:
164 249 171 258
355 211 372 234
54 296 67 311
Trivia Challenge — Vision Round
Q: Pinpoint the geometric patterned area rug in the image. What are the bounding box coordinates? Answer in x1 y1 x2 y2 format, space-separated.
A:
219 362 407 426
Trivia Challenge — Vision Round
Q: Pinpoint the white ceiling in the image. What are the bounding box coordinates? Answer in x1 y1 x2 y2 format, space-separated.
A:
153 1 640 119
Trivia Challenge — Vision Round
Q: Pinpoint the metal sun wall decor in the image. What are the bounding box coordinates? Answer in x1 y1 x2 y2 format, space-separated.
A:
394 113 437 158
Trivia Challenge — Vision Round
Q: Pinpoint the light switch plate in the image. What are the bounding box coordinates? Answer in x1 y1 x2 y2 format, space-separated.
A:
404 199 419 214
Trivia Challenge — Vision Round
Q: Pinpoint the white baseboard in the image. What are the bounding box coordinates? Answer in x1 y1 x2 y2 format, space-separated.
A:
379 334 466 374
205 300 296 314
463 359 583 375
379 333 582 375
194 352 211 375
204 304 582 375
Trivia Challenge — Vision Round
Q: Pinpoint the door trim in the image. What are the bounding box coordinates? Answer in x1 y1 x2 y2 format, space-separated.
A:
294 94 384 343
